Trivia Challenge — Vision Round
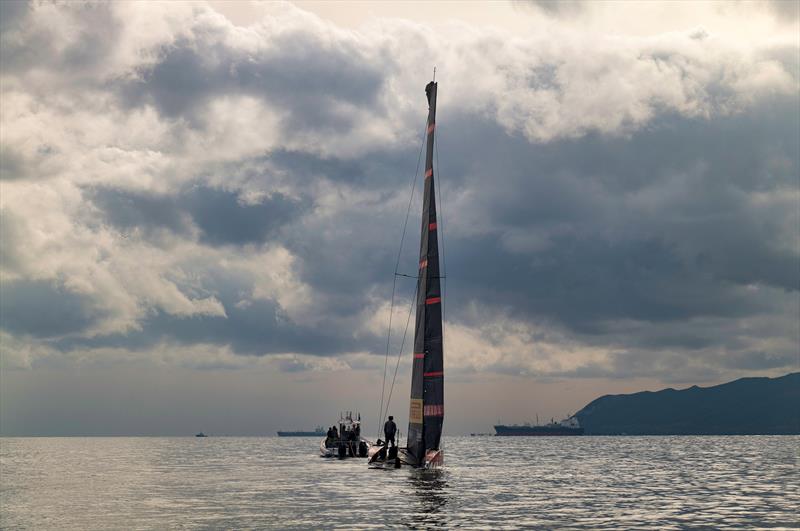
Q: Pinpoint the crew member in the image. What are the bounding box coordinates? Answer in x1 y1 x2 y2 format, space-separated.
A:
384 415 397 448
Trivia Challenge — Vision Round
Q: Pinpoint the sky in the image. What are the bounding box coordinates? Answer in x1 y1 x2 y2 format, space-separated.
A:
0 0 798 436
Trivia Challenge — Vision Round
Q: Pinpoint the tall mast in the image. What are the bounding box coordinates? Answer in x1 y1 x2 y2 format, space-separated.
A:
406 80 444 465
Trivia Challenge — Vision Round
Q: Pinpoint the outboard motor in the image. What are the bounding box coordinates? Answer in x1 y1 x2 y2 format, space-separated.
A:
337 443 347 459
358 441 368 457
388 446 398 460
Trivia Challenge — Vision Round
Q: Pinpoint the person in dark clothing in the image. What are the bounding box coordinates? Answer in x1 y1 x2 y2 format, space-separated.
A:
384 416 397 448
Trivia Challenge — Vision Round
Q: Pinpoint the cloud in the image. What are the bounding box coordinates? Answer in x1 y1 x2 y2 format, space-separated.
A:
0 279 99 338
514 0 587 17
765 0 800 23
1 0 797 389
88 185 305 245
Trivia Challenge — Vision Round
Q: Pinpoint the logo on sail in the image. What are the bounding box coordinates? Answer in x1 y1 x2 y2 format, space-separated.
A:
409 399 423 424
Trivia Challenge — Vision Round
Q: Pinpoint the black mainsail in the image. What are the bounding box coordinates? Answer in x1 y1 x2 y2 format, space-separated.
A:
406 80 444 466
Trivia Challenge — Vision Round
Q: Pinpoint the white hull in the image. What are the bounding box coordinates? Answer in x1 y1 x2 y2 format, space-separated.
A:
320 438 372 458
319 440 336 458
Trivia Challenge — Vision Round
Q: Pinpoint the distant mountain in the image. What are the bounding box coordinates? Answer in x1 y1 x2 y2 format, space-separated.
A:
575 372 800 435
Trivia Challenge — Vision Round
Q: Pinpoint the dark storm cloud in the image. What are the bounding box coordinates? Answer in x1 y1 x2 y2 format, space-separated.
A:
89 185 305 245
0 279 98 338
437 97 798 310
188 187 305 246
119 28 387 128
55 270 373 358
381 95 797 372
559 341 799 384
448 234 765 332
719 349 798 371
89 188 187 236
75 94 797 367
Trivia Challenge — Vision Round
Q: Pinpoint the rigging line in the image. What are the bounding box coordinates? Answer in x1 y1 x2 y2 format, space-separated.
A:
377 274 397 438
377 120 428 437
383 279 419 427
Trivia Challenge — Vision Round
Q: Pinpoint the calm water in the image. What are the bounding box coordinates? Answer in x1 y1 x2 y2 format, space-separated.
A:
1 436 797 529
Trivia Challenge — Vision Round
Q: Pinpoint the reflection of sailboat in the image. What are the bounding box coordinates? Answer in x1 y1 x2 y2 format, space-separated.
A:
398 471 449 529
370 78 444 469
410 471 448 513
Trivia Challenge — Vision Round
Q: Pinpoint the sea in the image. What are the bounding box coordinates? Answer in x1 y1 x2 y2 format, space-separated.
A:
1 435 797 529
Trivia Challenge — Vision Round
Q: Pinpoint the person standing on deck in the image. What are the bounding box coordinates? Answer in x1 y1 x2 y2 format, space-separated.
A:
384 416 397 448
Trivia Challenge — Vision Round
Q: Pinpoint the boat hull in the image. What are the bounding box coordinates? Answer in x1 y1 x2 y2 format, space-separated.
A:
367 445 443 469
321 438 370 458
424 449 443 468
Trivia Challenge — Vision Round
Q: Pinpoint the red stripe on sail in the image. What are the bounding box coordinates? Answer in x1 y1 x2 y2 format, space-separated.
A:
424 404 444 416
414 353 425 359
419 259 427 269
424 371 443 377
429 222 437 231
425 168 432 178
425 297 441 305
427 122 435 134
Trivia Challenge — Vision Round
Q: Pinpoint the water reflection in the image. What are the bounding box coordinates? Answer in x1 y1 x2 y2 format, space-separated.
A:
2 436 797 529
402 469 448 529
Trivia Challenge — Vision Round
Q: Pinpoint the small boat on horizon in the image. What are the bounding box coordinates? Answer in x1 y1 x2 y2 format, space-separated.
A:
276 426 325 437
195 432 208 437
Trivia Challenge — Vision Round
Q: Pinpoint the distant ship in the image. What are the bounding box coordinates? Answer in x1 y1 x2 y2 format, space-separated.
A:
277 426 325 437
495 416 584 436
195 432 208 437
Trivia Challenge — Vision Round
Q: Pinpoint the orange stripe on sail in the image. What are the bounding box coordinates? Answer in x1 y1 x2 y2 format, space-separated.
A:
425 297 441 305
429 222 437 230
425 168 433 178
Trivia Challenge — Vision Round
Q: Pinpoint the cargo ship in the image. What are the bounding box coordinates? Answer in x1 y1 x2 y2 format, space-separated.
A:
277 426 325 437
494 415 584 436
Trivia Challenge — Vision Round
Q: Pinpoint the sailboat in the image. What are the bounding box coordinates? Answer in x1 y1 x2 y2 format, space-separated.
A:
369 79 444 469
